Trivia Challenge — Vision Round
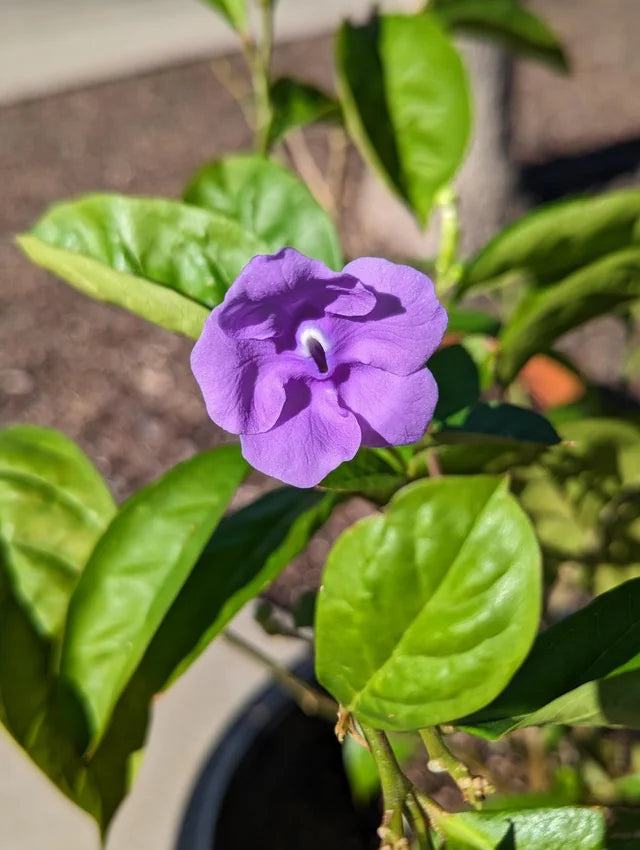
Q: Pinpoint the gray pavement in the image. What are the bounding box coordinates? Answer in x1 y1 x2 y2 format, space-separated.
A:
0 0 410 105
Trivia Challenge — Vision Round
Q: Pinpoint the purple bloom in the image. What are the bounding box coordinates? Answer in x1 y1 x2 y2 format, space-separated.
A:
191 248 447 487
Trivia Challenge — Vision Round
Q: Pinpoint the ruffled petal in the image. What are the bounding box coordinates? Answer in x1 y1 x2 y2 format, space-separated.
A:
337 364 438 447
218 248 375 341
324 282 376 317
191 310 289 435
326 257 448 375
240 380 361 487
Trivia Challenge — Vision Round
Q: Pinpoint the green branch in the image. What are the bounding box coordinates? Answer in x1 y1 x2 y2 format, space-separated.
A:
420 726 489 809
435 185 462 297
361 724 409 847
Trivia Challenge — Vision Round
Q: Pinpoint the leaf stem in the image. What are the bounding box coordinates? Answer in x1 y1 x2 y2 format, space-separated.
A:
404 792 435 850
435 185 462 297
420 727 486 809
361 724 410 847
223 630 337 722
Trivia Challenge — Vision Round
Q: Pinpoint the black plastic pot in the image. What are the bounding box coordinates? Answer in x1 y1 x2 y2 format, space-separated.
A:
176 661 379 850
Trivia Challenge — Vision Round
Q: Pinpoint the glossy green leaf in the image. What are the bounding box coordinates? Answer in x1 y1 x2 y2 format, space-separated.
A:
429 344 481 421
0 534 56 749
60 447 248 746
267 77 341 146
437 806 605 850
0 535 145 833
321 448 407 503
2 485 333 834
200 0 248 32
0 426 115 640
316 476 541 731
485 668 640 732
184 154 343 269
19 234 209 339
432 0 568 71
497 248 640 384
19 194 268 336
336 12 471 224
82 487 337 830
461 403 560 445
463 578 640 737
157 486 339 685
461 190 640 293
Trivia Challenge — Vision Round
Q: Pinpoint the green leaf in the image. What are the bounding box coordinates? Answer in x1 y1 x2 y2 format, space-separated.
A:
485 668 640 732
1 485 333 834
514 466 597 560
321 448 407 503
513 418 640 560
461 334 498 391
462 578 640 737
156 486 339 685
315 476 541 731
0 426 115 640
18 234 208 340
437 806 605 850
422 433 549 476
200 0 248 32
460 190 640 294
432 0 568 71
448 306 501 336
615 771 640 800
336 12 471 225
0 535 143 833
429 344 481 421
496 248 640 384
19 194 268 337
267 77 341 146
557 419 640 491
460 403 560 445
184 154 343 269
60 447 248 747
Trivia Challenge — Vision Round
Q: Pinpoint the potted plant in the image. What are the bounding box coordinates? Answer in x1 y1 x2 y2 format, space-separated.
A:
4 0 640 847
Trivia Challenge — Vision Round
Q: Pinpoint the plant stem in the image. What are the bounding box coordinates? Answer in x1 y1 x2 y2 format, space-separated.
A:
435 185 462 297
361 724 409 847
251 0 274 154
404 792 435 850
420 727 483 809
285 131 335 211
223 630 337 722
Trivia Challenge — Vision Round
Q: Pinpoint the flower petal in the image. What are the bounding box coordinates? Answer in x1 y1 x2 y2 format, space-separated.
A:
324 282 376 317
191 311 289 435
337 364 438 446
327 257 448 375
240 381 361 487
218 248 375 341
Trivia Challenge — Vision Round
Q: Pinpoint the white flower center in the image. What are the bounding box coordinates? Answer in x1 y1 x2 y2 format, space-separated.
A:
300 327 330 374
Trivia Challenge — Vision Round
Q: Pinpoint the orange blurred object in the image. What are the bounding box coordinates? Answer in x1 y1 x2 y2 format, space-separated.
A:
519 354 586 410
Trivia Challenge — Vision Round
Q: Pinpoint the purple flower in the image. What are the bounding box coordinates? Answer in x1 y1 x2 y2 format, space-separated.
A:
191 248 447 487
